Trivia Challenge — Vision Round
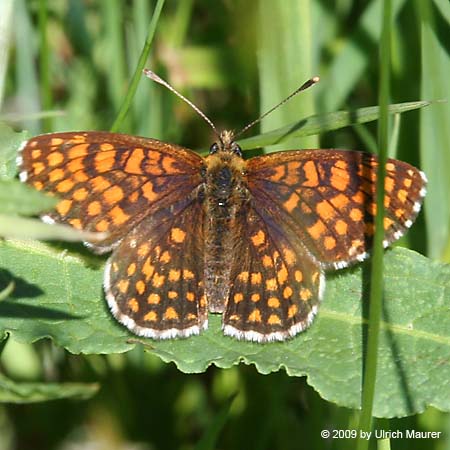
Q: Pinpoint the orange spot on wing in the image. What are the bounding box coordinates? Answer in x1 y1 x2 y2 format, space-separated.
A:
300 288 312 301
32 162 45 175
251 293 260 302
47 152 64 166
334 220 348 235
302 161 319 187
100 143 114 151
397 189 408 203
67 158 85 173
169 269 181 282
330 163 350 191
141 181 158 202
73 187 89 201
94 151 115 172
56 199 73 216
69 218 82 229
88 201 102 216
31 149 42 159
110 205 130 225
277 266 288 285
234 293 244 303
316 199 336 221
135 280 146 295
95 219 109 232
183 269 194 280
349 208 363 222
287 304 298 318
161 156 181 174
269 165 286 181
48 168 65 182
160 251 171 263
164 307 179 320
251 230 266 247
125 148 145 174
117 279 129 294
385 177 395 193
324 236 337 250
248 309 262 323
268 314 281 325
152 273 165 288
144 311 158 321
90 176 111 192
330 193 350 209
148 293 160 304
251 272 262 285
268 297 280 308
283 192 300 213
57 179 75 193
127 263 136 276
307 219 326 240
266 278 277 291
237 271 249 282
383 217 394 229
128 298 139 312
171 227 186 244
104 185 124 204
68 143 89 159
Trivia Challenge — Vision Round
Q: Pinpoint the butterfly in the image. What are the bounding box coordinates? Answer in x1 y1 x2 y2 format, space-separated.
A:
17 126 427 342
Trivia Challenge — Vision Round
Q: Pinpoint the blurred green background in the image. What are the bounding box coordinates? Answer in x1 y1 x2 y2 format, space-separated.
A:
0 0 449 449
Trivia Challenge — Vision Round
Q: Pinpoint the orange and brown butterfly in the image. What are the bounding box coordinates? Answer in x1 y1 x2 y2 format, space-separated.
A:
16 75 427 343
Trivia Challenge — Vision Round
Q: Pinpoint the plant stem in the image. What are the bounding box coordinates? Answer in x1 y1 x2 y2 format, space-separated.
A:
110 0 165 133
356 0 391 449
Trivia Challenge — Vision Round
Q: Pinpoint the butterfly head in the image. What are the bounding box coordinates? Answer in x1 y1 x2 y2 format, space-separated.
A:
209 130 243 158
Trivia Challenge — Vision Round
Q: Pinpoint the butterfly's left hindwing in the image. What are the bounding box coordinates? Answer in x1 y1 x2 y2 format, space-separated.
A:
105 190 207 339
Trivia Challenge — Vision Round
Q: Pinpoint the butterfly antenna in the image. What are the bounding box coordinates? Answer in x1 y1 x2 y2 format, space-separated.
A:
234 76 320 140
143 69 220 138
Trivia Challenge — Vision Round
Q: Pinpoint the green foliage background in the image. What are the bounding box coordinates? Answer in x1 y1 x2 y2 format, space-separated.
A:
0 1 449 449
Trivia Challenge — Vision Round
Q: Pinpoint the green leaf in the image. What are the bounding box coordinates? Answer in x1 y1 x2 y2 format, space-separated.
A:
0 373 99 403
238 101 431 150
0 240 448 418
0 123 28 180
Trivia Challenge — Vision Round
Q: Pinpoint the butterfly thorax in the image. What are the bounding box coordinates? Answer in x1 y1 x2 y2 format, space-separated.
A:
203 131 249 312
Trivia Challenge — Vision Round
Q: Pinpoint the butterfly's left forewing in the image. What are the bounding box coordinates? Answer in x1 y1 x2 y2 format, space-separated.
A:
246 149 426 270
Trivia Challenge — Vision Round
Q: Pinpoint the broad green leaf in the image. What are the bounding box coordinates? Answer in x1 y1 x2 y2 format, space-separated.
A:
0 373 99 403
0 239 448 418
238 101 431 150
0 180 57 215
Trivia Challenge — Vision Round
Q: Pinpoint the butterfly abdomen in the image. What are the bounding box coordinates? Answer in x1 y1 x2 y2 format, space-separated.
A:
203 152 249 312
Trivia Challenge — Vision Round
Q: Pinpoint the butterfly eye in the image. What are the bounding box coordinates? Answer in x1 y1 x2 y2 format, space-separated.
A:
232 143 243 157
210 143 219 154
